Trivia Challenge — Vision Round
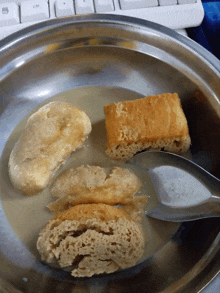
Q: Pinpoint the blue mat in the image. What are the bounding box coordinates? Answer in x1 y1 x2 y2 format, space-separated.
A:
187 0 220 59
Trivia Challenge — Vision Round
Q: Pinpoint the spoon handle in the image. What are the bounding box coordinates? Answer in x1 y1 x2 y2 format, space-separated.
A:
146 198 220 222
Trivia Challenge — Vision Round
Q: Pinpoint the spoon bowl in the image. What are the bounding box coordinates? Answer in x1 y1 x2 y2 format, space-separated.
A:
128 151 220 222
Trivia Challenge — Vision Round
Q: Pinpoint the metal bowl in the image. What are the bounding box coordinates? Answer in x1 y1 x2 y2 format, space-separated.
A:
0 15 219 293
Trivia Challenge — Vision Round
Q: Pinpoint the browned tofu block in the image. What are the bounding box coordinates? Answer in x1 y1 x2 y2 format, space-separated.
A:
104 93 191 161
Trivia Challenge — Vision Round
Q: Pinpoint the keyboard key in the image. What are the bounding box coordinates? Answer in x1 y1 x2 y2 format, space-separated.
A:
0 0 205 37
119 0 158 10
159 0 177 6
0 3 20 27
55 0 75 17
94 0 114 12
75 0 94 14
21 0 49 23
178 0 196 3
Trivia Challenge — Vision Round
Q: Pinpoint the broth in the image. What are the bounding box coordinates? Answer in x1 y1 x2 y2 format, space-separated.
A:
0 87 180 269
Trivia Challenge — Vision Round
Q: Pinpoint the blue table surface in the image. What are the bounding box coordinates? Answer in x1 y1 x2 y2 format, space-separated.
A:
187 0 220 60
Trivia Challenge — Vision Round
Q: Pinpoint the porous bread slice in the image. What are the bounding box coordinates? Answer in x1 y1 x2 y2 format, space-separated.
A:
104 93 191 161
8 102 92 195
54 202 131 222
48 165 146 214
37 204 145 277
50 165 107 198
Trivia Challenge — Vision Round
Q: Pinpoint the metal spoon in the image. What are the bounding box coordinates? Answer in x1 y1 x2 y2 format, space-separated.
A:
128 151 220 222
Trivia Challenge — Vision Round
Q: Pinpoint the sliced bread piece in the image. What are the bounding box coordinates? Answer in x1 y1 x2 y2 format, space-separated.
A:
48 165 146 215
104 93 191 161
9 102 92 195
37 203 145 277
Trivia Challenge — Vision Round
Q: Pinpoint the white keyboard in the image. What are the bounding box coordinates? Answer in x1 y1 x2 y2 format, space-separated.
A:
0 0 204 40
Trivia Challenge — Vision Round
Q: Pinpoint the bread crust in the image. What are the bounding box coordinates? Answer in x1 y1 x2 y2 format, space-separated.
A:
37 204 145 277
8 102 92 195
104 93 191 161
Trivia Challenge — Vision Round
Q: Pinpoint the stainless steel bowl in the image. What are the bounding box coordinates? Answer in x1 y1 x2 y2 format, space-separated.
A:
0 15 219 293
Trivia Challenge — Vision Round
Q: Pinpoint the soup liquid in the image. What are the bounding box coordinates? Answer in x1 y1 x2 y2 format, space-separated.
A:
0 87 180 266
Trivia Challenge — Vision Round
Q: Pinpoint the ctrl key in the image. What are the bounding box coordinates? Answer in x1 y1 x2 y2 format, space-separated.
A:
0 3 20 27
21 0 49 23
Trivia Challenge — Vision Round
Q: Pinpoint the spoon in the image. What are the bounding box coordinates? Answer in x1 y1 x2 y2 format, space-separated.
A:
128 151 220 222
